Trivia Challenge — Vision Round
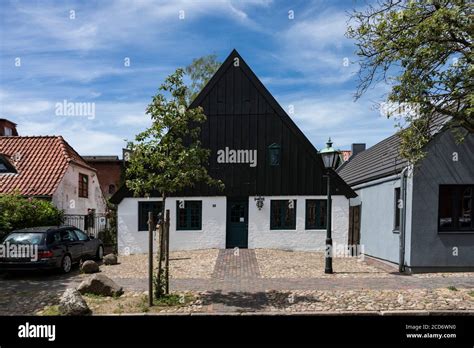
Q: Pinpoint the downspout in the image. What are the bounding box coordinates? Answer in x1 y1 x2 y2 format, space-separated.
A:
399 167 409 273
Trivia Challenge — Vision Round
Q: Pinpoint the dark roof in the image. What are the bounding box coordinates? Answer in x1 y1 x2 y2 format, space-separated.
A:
83 155 121 162
337 133 408 186
338 114 452 187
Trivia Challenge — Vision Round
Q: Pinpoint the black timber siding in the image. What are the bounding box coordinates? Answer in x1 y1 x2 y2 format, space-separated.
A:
182 50 351 198
110 50 355 203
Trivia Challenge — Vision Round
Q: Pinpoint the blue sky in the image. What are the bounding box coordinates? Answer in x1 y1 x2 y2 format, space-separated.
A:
0 0 397 155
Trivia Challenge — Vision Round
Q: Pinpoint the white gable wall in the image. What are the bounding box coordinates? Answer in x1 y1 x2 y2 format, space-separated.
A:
52 164 106 215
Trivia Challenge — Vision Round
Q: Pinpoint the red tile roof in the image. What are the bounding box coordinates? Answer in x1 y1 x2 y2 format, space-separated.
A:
0 136 95 196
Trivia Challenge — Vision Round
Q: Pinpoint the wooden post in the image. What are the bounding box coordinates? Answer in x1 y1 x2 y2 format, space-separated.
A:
156 219 164 297
147 212 154 307
164 209 170 294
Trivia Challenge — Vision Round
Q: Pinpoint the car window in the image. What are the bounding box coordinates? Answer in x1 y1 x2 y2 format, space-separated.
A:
47 232 61 244
3 233 45 245
60 230 78 242
74 229 89 241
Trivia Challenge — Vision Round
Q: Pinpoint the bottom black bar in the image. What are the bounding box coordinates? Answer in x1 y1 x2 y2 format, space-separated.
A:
0 315 473 346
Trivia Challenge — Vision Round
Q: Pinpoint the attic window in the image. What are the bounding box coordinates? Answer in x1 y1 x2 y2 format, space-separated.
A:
268 143 281 166
0 155 16 174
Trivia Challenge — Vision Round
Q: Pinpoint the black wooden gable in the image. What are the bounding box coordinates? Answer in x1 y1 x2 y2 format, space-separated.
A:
186 49 355 198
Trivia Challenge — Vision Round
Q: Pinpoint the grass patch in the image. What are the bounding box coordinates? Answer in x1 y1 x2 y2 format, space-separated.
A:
447 286 458 291
154 293 195 307
113 303 124 314
83 293 108 300
468 291 474 297
38 305 60 316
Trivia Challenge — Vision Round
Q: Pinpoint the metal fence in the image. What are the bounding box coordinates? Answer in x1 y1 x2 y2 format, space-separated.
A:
62 213 109 238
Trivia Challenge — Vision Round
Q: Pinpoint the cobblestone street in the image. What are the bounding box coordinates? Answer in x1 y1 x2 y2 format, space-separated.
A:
1 249 473 315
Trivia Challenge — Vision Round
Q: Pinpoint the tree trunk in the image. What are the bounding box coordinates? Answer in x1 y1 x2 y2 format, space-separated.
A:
164 209 170 294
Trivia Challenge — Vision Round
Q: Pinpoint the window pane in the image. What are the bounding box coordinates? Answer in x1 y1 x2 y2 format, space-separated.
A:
394 188 401 230
306 200 326 229
176 201 202 230
459 187 472 228
271 200 296 229
439 186 454 229
138 202 162 231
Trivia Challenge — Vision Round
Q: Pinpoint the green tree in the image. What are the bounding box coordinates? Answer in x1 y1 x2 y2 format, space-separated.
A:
125 68 223 298
0 194 63 239
185 54 221 104
347 0 473 163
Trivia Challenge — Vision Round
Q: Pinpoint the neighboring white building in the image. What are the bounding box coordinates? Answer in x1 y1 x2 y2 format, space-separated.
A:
111 49 356 254
0 135 106 217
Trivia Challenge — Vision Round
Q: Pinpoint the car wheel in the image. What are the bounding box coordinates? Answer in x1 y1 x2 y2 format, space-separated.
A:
96 245 104 261
61 254 72 274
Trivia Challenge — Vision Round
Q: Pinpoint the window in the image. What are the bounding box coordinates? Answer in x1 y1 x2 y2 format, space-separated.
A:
4 127 12 136
270 200 296 230
306 200 327 229
61 229 78 242
78 173 89 198
439 185 474 232
74 229 89 241
268 143 281 166
0 155 16 174
176 201 202 230
47 232 61 244
394 188 401 232
138 201 163 231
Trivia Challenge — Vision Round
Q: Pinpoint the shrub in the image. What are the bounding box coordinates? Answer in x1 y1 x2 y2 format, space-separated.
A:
0 194 63 240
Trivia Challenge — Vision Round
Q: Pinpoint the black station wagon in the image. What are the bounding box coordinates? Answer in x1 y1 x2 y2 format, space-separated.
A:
0 226 104 273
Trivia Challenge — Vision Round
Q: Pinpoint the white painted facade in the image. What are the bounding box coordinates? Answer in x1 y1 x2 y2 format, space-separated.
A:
117 195 350 254
52 164 106 215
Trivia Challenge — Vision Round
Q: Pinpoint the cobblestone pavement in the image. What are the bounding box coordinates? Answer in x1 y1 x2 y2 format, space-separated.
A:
1 249 473 315
0 268 86 315
99 249 218 280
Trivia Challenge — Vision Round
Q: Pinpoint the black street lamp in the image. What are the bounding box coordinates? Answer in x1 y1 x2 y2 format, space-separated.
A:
319 138 341 274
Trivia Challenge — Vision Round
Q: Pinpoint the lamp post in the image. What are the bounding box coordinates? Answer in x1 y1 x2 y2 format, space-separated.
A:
319 138 341 274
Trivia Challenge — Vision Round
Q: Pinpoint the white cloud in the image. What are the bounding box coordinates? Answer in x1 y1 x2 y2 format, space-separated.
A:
3 0 272 54
276 8 358 85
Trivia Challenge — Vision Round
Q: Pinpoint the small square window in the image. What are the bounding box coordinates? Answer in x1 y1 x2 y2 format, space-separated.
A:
177 201 202 230
270 200 296 230
439 185 474 232
138 201 162 231
306 199 327 229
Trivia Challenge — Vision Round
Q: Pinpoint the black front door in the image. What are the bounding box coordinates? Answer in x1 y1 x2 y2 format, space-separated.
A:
226 199 249 248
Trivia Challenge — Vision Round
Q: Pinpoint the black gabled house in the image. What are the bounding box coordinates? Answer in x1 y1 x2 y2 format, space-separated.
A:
112 49 355 253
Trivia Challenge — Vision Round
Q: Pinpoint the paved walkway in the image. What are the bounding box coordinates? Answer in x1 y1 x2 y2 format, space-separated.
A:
113 249 474 292
212 249 261 279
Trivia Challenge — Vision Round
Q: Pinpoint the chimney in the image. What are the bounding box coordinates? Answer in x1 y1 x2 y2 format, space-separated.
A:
0 119 18 136
351 143 366 158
